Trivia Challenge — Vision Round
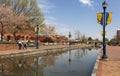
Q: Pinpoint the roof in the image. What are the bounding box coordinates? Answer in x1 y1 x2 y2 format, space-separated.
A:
117 29 120 31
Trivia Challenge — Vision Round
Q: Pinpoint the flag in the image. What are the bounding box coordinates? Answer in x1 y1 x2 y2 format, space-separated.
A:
106 12 112 25
97 12 112 25
35 26 40 33
97 13 103 25
100 31 107 36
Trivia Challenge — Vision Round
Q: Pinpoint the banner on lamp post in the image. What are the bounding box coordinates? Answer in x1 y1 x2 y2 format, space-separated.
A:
97 12 112 25
100 31 107 36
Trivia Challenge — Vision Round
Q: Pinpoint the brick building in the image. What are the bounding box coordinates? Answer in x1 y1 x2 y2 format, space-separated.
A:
0 32 68 43
1 32 35 42
116 29 120 41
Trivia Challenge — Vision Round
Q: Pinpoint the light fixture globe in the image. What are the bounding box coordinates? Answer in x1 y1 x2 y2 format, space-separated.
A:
102 1 107 8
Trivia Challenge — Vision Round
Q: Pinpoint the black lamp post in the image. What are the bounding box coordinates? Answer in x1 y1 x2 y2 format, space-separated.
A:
69 32 71 46
36 25 39 49
102 1 108 60
0 16 3 42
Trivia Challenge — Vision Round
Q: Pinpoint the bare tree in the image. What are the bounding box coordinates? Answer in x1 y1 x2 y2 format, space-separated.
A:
0 6 33 41
42 24 57 38
0 0 45 41
75 30 81 41
0 6 14 41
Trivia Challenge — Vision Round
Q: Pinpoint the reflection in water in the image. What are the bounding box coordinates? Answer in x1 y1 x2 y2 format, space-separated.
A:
32 57 44 76
68 50 72 65
68 48 88 65
18 60 23 68
0 48 100 76
0 54 57 76
88 48 92 51
0 63 4 76
74 48 88 60
40 55 56 67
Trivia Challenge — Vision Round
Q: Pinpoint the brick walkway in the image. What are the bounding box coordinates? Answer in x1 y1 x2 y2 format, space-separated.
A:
97 46 120 76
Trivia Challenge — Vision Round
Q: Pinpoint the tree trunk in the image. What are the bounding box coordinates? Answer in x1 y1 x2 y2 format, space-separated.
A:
13 32 17 41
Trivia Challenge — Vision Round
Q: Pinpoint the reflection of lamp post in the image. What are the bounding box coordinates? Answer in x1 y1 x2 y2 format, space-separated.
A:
68 32 71 46
34 57 39 76
68 50 71 65
36 25 39 49
102 1 108 60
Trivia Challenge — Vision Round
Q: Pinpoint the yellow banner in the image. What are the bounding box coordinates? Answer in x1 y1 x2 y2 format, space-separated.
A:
100 31 107 36
35 27 40 33
106 12 112 25
97 12 112 25
97 13 103 24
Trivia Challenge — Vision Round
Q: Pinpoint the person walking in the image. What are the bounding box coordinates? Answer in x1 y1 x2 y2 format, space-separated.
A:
23 37 28 50
18 40 22 50
24 40 27 49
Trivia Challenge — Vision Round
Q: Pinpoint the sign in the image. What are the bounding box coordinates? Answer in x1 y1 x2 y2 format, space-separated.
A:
97 12 112 25
97 13 103 25
100 31 107 36
35 26 40 33
106 12 112 25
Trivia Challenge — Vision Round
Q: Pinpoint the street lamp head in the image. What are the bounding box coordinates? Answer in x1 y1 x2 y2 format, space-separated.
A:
102 1 107 9
69 32 71 38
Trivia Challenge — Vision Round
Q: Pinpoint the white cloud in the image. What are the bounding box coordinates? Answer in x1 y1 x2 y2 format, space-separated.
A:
38 0 56 28
38 0 55 13
79 0 94 6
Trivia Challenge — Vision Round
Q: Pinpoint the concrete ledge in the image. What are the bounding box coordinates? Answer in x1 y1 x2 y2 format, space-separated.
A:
91 50 101 76
0 45 93 63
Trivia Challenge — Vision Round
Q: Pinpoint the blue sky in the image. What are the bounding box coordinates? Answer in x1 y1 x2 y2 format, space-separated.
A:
37 0 120 40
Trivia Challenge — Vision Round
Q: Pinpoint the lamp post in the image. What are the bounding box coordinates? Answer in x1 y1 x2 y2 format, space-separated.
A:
102 1 108 60
0 16 3 42
36 25 39 49
69 32 71 47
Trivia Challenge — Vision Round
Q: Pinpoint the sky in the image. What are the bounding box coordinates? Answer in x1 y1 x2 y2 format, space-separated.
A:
37 0 120 40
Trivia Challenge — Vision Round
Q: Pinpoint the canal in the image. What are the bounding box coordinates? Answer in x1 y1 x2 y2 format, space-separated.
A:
0 48 100 76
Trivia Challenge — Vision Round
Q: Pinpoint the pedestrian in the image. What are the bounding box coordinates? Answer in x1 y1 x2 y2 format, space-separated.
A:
24 40 27 49
22 39 24 49
18 40 22 50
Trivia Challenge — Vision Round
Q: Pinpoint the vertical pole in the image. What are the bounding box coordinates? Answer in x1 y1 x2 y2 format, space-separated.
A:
0 22 3 42
102 5 108 60
1 25 3 42
36 25 39 49
69 32 71 47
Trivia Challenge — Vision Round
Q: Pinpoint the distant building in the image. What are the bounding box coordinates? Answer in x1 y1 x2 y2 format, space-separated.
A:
0 31 68 43
116 29 120 41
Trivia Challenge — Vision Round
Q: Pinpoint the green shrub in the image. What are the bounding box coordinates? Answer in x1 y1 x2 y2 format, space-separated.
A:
0 41 17 44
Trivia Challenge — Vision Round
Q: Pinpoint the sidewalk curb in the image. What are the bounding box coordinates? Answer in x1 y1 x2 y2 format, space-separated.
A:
91 50 101 76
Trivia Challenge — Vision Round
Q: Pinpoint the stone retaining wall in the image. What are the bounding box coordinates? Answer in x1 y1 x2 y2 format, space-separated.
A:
91 49 101 76
0 45 92 63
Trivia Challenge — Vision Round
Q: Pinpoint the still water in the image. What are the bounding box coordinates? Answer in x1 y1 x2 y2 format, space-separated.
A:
0 48 100 76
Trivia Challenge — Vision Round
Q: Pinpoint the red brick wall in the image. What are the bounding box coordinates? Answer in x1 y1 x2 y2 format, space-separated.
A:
117 30 120 40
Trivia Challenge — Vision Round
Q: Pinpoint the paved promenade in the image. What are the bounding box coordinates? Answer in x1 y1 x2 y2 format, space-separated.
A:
97 46 120 76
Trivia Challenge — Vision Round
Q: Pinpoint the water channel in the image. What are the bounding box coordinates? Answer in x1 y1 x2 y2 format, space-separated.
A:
0 48 100 76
